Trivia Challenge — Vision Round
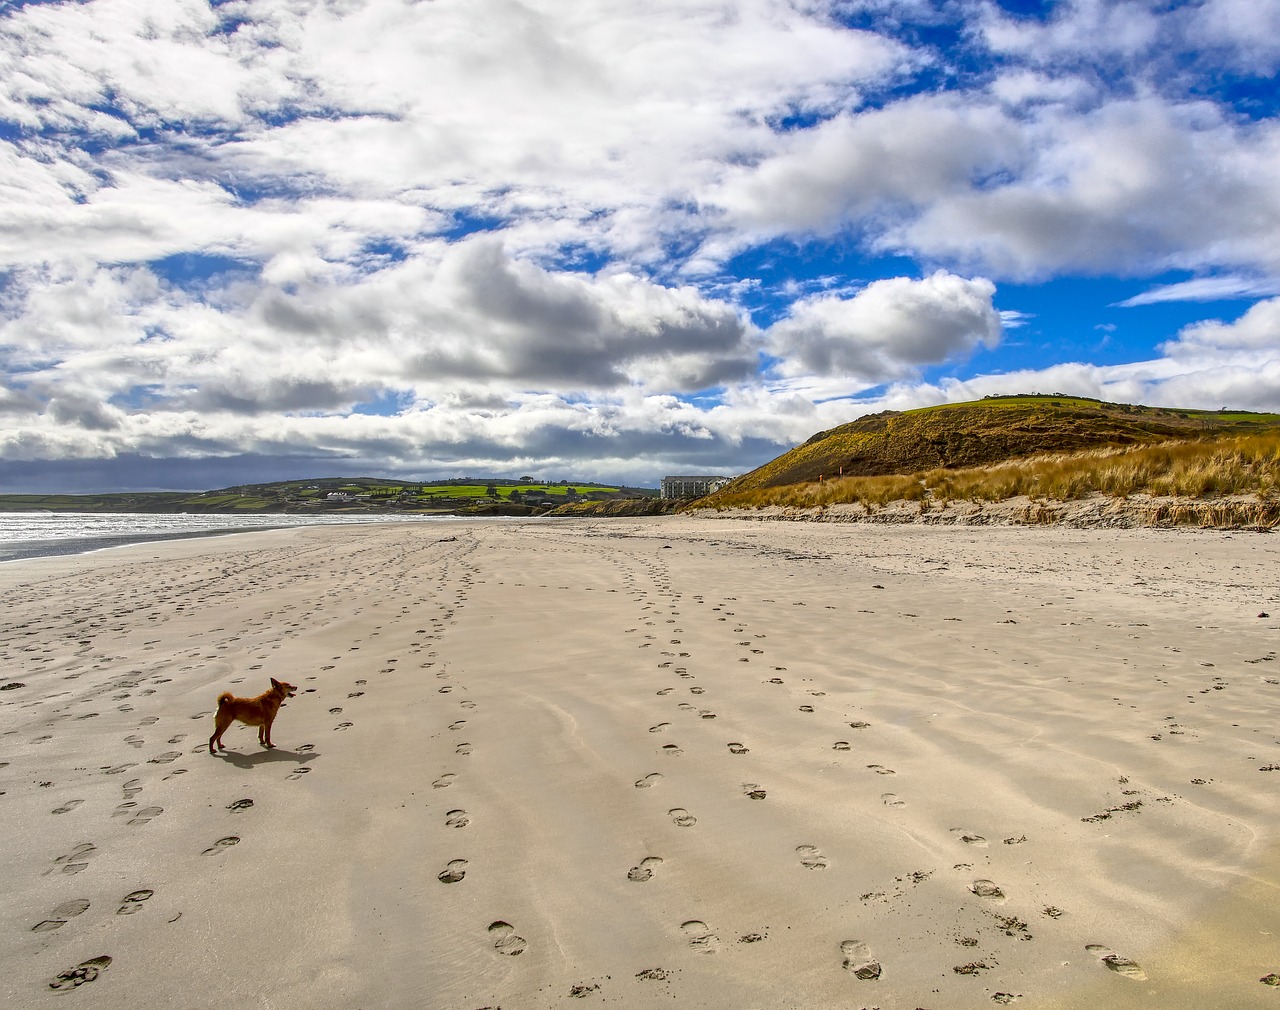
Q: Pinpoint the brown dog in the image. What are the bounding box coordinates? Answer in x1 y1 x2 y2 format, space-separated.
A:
208 678 297 755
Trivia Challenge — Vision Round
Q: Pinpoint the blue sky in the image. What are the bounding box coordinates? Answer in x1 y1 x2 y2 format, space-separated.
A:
1 0 1279 492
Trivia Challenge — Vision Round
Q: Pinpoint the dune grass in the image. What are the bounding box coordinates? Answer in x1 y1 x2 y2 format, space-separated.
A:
705 433 1280 511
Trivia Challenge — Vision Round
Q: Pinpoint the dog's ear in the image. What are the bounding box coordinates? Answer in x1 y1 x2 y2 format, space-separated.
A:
271 678 282 689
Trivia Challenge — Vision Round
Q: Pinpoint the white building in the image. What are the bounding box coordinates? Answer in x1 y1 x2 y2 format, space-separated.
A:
660 475 733 499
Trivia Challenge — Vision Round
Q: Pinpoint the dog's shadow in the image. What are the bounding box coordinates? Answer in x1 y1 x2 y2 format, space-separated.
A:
213 746 320 770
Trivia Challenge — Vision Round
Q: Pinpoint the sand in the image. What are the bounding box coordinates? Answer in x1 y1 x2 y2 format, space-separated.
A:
1 517 1278 1009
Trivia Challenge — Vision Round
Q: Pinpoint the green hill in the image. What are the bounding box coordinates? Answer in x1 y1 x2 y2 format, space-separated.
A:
713 395 1280 497
0 477 656 515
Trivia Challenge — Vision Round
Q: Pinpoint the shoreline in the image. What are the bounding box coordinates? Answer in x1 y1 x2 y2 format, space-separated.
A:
2 517 1278 1008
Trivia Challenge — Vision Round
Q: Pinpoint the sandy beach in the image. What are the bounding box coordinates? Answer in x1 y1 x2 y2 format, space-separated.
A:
2 517 1278 1009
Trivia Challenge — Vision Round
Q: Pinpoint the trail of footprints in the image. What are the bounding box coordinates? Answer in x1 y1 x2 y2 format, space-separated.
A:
11 528 1163 996
11 531 486 994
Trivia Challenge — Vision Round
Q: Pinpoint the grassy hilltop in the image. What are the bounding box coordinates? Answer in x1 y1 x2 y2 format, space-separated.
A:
698 395 1280 516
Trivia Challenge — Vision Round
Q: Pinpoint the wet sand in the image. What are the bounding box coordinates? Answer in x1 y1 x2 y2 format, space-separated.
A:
2 517 1278 1008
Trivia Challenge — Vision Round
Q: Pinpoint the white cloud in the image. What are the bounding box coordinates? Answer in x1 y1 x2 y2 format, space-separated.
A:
766 271 1001 380
1115 276 1280 307
1161 297 1280 355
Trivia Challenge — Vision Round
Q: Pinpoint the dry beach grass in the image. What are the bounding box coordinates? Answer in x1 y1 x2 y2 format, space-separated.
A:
1 518 1279 1008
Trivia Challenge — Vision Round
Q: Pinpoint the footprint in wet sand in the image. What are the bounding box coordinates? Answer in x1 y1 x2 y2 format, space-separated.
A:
438 859 468 883
660 744 682 756
52 799 83 815
48 842 96 875
433 773 457 788
742 783 767 800
796 844 829 869
124 735 144 749
628 856 664 882
31 898 90 932
122 779 142 799
334 721 353 731
227 798 254 811
202 836 239 856
48 955 112 991
681 920 721 953
952 829 988 846
727 742 749 755
649 723 671 733
635 772 663 789
881 793 905 807
970 879 1005 899
448 720 466 730
445 809 470 828
866 764 895 775
128 806 163 826
669 807 697 827
286 767 310 780
832 741 851 751
117 889 154 915
840 939 881 979
489 920 527 955
455 742 473 755
1085 944 1147 979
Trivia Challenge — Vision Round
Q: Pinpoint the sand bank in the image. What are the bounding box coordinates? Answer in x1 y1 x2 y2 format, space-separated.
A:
1 518 1278 1009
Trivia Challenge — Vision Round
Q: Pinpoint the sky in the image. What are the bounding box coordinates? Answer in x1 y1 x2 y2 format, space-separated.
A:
1 0 1279 493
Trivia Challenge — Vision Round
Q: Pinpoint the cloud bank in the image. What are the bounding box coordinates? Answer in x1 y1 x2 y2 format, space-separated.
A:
1 0 1279 490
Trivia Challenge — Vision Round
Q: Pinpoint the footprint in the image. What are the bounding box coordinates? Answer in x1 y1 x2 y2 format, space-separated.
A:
48 955 112 991
227 798 254 810
433 773 457 789
286 767 310 780
489 920 527 956
742 783 767 800
117 889 154 915
727 742 749 755
52 799 84 815
840 939 881 979
32 898 91 932
832 741 851 751
699 710 716 719
334 721 353 731
438 859 468 883
649 723 671 733
681 919 721 954
628 856 664 882
202 836 239 856
128 806 163 826
796 844 829 869
124 735 144 749
448 720 466 730
952 829 988 846
866 764 895 776
660 744 682 756
635 772 663 789
669 807 697 827
48 842 96 875
147 751 181 764
122 779 142 800
970 879 1005 900
455 742 473 755
445 809 470 828
881 793 905 808
1085 944 1147 979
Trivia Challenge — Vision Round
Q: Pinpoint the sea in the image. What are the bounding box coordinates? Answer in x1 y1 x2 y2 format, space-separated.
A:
0 512 472 564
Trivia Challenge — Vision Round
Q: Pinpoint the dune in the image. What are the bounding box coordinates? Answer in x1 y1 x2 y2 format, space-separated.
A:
1 517 1278 1008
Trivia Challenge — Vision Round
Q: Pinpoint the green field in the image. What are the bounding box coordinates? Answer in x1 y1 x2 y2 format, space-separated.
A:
0 478 648 515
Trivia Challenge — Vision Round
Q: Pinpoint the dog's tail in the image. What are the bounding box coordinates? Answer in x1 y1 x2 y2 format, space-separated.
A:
216 692 234 708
